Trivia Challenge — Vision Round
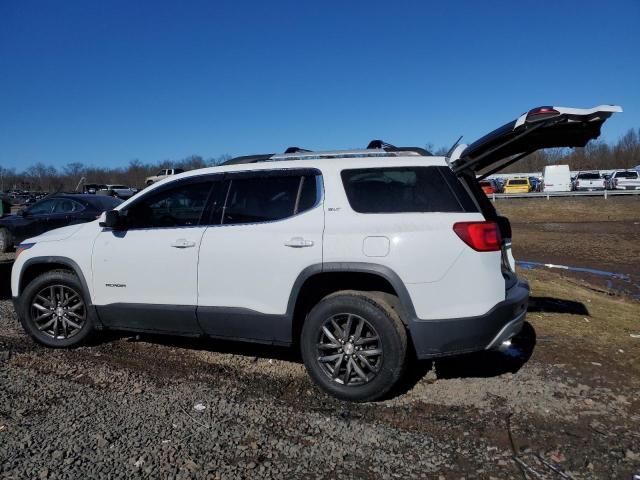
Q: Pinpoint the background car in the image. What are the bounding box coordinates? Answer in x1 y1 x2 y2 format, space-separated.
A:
144 168 185 186
0 194 122 252
573 171 606 191
503 178 532 194
479 180 497 195
608 170 640 190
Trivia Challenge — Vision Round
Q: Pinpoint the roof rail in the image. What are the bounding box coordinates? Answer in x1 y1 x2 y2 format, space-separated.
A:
221 153 275 166
367 139 432 156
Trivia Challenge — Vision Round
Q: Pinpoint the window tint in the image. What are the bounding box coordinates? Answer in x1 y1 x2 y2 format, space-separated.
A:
124 181 212 228
341 166 476 214
616 171 638 179
28 199 56 215
578 173 600 179
222 173 317 225
509 179 528 185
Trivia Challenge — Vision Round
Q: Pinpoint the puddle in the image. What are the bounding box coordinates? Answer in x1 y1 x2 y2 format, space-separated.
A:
516 260 630 280
517 260 640 300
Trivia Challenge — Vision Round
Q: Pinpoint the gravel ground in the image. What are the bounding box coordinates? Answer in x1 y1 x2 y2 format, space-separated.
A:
1 268 639 480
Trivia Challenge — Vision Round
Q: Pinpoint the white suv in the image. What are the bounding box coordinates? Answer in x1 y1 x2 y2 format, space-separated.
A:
11 105 620 401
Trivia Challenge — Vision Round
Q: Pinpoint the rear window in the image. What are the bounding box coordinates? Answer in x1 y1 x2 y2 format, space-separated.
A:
508 179 528 185
341 166 477 214
578 173 601 180
89 196 123 210
615 171 638 179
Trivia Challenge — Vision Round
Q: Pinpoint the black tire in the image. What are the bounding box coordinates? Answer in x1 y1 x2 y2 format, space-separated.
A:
0 228 13 253
146 180 154 186
17 270 96 348
301 291 407 402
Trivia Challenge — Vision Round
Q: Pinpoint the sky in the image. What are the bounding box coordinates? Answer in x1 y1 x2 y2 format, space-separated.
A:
1 0 639 171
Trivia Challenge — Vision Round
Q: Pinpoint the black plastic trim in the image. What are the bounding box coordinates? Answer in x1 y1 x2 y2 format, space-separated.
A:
96 303 200 334
409 280 529 359
19 256 92 300
197 306 289 344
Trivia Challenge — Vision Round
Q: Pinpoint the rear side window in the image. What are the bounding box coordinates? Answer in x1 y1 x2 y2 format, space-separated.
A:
341 166 477 214
221 172 318 225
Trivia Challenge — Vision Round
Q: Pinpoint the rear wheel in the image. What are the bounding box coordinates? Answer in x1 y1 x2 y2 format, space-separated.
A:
18 270 96 348
0 228 13 253
301 291 407 402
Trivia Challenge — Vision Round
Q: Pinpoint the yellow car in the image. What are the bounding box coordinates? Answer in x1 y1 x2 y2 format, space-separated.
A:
503 178 532 194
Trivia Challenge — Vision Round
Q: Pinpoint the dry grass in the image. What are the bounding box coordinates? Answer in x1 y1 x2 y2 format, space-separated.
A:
494 196 640 223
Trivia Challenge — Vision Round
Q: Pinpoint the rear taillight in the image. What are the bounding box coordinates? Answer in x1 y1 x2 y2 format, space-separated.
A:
453 222 502 252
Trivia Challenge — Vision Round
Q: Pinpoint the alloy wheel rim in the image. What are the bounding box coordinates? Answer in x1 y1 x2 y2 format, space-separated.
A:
316 313 383 386
30 285 86 340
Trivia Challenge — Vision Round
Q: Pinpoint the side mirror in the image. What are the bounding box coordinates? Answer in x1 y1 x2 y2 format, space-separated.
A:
99 210 124 230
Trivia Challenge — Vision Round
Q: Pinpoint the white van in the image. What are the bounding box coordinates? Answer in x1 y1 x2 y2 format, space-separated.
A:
542 164 572 192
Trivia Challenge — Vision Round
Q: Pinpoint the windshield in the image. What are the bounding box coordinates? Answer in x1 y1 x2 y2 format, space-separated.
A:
109 185 129 189
508 179 528 185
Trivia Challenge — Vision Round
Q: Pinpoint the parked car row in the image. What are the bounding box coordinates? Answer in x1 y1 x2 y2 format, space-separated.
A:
0 194 122 252
82 183 138 199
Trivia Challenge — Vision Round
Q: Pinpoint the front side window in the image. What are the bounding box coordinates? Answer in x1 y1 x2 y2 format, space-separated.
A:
341 166 476 214
221 173 318 225
124 181 212 229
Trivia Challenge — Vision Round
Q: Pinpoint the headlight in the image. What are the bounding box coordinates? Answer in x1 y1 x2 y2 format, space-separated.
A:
15 243 35 259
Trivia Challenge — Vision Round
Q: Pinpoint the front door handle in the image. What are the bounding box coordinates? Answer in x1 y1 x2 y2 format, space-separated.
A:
171 239 196 248
284 237 314 248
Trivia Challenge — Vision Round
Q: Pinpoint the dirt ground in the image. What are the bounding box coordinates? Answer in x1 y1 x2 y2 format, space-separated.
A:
0 197 639 479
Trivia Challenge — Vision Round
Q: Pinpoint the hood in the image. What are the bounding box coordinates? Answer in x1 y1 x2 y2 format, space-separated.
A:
24 223 85 244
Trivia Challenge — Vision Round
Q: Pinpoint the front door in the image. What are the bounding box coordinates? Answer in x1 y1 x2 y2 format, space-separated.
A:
197 169 324 343
92 177 216 334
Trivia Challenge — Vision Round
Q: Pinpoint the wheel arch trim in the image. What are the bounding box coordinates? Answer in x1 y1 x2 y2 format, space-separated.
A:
286 262 418 322
18 256 93 303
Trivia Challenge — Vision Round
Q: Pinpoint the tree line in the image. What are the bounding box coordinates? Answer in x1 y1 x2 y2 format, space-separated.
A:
2 127 639 192
0 155 231 193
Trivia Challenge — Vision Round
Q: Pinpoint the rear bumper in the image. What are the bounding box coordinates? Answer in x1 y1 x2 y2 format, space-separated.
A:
408 279 529 359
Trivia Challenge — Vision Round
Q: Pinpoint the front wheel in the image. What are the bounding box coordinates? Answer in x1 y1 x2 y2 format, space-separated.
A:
301 291 407 402
17 270 96 348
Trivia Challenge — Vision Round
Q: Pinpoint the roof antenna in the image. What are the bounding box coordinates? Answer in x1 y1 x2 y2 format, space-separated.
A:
446 135 463 158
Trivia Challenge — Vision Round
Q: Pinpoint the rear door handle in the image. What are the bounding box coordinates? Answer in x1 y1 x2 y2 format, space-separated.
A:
284 237 314 248
171 239 196 248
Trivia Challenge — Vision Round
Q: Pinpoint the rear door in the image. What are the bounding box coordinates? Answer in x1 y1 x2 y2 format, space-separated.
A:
450 105 622 178
197 168 323 344
450 105 621 269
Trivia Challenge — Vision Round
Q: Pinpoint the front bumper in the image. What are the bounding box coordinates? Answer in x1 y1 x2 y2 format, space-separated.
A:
408 279 529 359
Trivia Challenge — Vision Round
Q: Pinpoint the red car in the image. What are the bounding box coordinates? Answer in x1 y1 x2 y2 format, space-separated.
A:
479 180 497 195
